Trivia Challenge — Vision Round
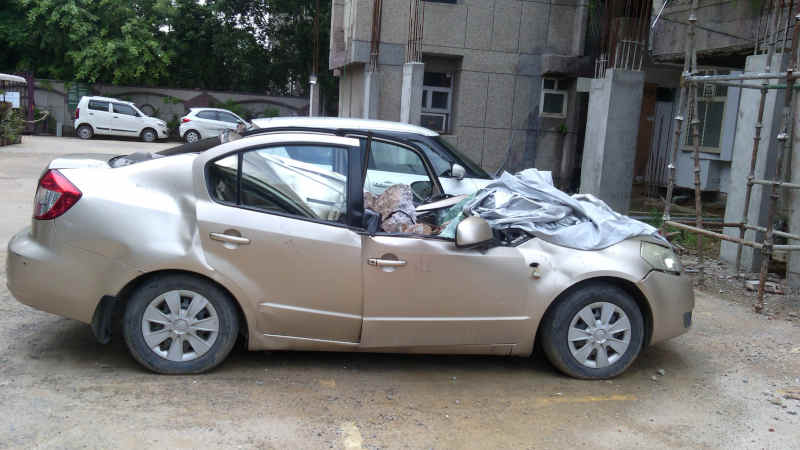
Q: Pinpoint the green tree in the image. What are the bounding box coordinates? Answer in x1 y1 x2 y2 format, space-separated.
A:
21 0 171 84
263 0 336 112
0 0 336 111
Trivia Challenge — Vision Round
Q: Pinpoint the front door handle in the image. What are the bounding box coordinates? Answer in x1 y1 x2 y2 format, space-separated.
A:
210 232 251 245
367 258 407 267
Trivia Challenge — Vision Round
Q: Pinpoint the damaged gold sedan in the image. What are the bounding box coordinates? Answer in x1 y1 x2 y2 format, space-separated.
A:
6 120 693 378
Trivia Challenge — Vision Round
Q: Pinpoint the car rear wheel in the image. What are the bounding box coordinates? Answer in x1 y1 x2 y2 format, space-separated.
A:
184 130 200 143
540 282 644 379
141 128 157 142
123 274 240 374
76 125 93 140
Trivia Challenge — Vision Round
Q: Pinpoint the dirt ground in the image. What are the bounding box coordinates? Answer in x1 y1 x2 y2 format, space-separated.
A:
1 136 799 449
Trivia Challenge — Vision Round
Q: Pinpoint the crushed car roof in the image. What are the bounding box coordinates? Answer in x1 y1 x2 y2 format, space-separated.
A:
251 117 440 137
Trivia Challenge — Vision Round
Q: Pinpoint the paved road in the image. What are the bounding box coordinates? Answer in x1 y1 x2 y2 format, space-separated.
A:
1 136 799 449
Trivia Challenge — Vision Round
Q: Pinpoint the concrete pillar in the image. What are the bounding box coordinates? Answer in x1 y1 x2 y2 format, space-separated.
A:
720 54 787 272
400 62 424 125
363 70 381 120
579 69 645 213
788 89 800 287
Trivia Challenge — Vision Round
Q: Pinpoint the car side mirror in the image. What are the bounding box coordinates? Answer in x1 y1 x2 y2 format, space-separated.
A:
455 216 494 249
451 163 466 180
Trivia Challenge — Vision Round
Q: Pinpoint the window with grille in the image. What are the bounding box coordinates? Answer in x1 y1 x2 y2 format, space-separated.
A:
684 83 727 153
421 72 453 133
540 78 568 118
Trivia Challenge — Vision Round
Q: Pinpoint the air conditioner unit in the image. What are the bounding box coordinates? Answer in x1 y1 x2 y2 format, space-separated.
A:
420 112 447 133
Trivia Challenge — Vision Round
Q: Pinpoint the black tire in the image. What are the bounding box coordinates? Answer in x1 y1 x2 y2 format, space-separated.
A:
540 282 644 379
122 274 240 374
141 128 157 142
76 124 93 140
184 130 200 143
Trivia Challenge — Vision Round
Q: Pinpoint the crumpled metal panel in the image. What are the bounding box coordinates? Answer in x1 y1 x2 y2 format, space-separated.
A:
464 169 661 250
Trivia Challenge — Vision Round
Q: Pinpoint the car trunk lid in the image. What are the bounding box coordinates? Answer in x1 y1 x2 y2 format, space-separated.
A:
47 153 116 170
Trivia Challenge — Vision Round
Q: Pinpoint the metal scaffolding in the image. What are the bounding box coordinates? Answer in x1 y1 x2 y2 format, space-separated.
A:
662 0 800 313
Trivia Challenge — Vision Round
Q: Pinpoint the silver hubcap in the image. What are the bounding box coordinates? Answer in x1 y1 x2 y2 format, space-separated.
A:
141 290 219 362
143 130 155 141
568 302 631 369
186 132 198 143
79 128 90 138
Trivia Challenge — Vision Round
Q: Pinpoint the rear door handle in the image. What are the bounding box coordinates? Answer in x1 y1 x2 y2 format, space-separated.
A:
367 258 407 267
210 232 251 245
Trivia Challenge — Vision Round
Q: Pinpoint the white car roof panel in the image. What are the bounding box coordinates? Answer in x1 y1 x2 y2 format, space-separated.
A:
251 117 440 137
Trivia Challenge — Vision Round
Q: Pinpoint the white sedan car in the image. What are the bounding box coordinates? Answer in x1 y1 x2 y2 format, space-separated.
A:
250 117 495 197
179 108 250 143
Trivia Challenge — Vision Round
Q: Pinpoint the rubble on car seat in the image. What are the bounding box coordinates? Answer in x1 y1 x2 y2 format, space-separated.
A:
364 185 436 235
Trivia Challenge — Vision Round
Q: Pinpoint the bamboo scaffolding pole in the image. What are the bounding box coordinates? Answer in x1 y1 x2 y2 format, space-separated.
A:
666 221 800 251
690 83 705 282
742 223 800 241
735 0 779 276
755 14 800 312
687 0 706 284
685 72 798 82
661 0 800 312
662 0 695 224
751 178 800 188
665 221 767 248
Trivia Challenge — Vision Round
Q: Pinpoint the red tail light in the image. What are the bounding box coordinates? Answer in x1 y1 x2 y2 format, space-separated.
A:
74 108 80 120
33 170 82 220
181 117 191 123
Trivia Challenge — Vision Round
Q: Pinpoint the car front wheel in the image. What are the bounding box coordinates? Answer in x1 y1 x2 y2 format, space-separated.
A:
540 282 644 379
140 128 157 142
122 274 240 374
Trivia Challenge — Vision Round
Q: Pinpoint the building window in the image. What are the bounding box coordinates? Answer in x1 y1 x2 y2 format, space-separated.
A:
540 78 568 118
421 71 453 133
684 83 727 153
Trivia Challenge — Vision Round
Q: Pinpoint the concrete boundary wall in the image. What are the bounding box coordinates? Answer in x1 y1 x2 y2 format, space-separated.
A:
30 79 309 136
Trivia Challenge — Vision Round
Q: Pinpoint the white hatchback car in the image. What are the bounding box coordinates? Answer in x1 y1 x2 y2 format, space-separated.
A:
179 108 250 143
74 96 168 142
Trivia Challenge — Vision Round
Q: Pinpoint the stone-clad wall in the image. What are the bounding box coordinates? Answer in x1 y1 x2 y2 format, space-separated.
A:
331 0 591 175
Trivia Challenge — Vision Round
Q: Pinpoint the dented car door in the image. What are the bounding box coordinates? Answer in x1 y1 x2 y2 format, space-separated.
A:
360 235 532 351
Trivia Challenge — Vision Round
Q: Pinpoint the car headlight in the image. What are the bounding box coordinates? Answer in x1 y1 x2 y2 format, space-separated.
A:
640 241 682 274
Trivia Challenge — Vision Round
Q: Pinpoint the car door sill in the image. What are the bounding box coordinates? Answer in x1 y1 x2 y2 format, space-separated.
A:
254 334 516 356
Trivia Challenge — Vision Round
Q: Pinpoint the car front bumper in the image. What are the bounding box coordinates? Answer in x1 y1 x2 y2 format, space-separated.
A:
636 269 695 345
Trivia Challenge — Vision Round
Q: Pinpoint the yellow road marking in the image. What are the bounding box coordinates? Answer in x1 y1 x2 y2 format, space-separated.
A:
533 394 637 407
319 379 336 388
341 422 364 450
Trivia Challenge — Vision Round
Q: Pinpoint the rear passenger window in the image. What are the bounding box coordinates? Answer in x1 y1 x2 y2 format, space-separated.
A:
113 103 137 116
197 111 217 120
88 100 109 111
207 145 350 224
218 112 240 123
